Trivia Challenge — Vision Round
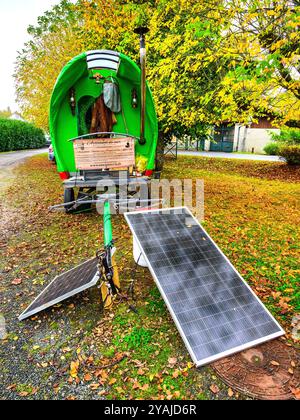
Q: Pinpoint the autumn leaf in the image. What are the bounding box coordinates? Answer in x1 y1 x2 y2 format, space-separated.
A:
270 361 280 366
291 388 300 400
228 388 234 398
98 390 107 396
173 391 181 399
19 391 29 397
132 381 141 390
109 378 117 385
84 374 93 382
11 278 22 285
90 383 100 390
168 357 177 368
210 384 220 394
271 291 281 300
70 360 80 378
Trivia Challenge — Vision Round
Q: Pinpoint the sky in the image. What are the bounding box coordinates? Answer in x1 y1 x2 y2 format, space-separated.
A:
0 0 62 112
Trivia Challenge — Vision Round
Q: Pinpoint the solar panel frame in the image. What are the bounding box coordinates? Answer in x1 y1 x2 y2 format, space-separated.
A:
19 257 100 321
125 207 285 367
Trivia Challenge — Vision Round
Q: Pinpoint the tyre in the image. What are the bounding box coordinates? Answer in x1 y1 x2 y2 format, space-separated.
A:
64 188 75 213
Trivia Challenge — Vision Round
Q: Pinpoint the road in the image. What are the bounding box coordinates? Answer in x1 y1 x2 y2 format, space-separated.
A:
0 148 47 191
0 148 47 169
177 150 283 162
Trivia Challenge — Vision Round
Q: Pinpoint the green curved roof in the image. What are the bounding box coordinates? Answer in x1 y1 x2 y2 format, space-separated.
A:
49 50 158 173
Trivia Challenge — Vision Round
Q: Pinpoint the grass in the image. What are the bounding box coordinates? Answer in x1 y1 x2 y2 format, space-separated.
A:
0 154 299 400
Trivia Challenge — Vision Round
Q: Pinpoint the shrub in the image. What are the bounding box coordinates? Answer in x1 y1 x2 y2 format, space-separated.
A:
278 145 300 165
0 119 45 152
271 127 300 145
264 142 280 156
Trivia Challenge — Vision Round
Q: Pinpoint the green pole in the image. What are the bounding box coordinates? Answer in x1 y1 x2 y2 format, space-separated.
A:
103 201 113 248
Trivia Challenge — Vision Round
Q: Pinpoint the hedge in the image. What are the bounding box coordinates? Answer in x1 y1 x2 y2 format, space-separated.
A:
271 127 300 145
278 145 300 165
264 142 280 156
0 119 45 152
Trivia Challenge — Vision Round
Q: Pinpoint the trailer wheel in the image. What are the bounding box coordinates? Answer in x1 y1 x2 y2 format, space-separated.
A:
64 188 75 213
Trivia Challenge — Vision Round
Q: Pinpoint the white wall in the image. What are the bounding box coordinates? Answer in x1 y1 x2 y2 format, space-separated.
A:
234 126 280 154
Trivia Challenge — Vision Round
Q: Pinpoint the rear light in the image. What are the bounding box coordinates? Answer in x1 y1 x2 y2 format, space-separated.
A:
59 172 70 180
145 170 153 177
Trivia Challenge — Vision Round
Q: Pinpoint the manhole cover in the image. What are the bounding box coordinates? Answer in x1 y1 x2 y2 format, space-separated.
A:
212 339 300 400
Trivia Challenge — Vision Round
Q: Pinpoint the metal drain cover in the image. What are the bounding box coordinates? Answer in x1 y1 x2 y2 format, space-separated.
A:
212 339 300 400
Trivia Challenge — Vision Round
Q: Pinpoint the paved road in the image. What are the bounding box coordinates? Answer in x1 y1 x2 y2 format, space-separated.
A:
177 150 283 162
0 148 47 169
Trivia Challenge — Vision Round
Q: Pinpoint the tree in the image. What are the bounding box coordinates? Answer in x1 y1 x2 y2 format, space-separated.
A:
214 0 300 124
0 107 12 119
15 0 84 130
15 0 300 135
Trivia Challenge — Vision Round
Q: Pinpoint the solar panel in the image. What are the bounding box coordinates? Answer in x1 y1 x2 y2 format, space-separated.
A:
19 258 99 321
125 207 284 367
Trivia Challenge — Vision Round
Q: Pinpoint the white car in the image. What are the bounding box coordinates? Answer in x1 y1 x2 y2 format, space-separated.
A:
48 144 55 163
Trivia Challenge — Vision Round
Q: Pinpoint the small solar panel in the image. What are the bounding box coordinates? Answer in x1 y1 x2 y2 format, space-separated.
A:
125 207 284 367
19 258 99 321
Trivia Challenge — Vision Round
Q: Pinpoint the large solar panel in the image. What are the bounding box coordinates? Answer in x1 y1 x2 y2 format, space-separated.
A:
19 258 99 321
125 207 284 367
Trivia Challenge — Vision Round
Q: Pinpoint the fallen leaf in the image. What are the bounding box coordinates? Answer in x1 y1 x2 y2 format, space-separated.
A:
271 292 281 300
291 388 300 400
11 278 22 285
98 390 107 396
168 357 177 367
210 384 220 394
288 368 294 375
90 383 100 390
19 391 29 397
70 360 80 378
132 381 141 390
228 388 234 397
109 378 117 385
270 360 280 366
84 374 93 382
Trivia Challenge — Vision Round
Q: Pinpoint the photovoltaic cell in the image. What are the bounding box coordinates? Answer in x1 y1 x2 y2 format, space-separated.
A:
19 258 99 321
125 207 284 366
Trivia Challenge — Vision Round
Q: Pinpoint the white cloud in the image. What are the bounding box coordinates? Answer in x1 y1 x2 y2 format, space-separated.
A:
0 0 62 112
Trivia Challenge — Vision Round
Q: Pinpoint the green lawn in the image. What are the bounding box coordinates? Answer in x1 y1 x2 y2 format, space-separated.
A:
0 155 299 400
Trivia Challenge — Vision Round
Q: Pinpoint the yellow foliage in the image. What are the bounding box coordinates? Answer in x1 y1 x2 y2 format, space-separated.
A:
15 0 300 134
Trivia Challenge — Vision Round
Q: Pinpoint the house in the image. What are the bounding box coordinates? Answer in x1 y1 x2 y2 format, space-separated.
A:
205 117 280 154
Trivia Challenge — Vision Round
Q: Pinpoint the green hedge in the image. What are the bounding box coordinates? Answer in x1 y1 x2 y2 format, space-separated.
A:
279 145 300 165
271 127 300 145
264 142 280 156
0 119 45 152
